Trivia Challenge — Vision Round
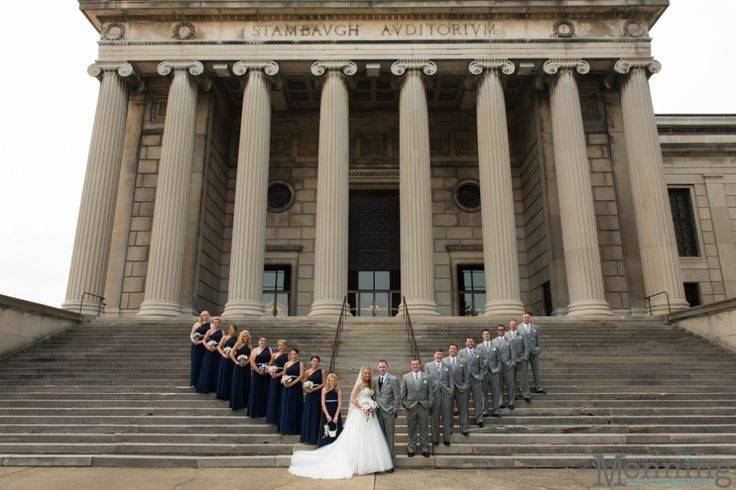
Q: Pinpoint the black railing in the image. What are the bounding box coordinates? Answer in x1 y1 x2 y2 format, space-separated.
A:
645 291 672 316
79 292 105 316
402 296 421 363
328 296 348 374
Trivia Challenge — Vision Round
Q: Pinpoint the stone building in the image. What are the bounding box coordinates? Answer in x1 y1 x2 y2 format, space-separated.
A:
62 0 736 319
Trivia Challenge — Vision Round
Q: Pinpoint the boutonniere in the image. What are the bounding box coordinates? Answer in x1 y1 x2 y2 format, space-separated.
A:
422 379 427 384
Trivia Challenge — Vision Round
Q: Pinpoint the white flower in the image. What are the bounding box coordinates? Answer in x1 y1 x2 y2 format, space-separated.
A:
223 347 232 355
236 354 248 363
302 381 315 394
207 340 218 348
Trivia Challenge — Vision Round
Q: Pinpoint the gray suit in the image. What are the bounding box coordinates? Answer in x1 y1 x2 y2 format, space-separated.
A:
458 347 484 424
401 371 433 453
372 373 401 459
444 355 469 432
492 335 517 407
477 340 495 415
425 360 453 444
506 329 531 398
486 345 503 416
520 322 543 390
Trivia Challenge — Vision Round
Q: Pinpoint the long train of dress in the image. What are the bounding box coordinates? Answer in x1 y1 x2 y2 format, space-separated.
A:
288 387 393 479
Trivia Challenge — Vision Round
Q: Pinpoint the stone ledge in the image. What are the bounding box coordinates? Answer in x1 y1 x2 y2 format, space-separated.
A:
0 295 82 323
667 297 736 323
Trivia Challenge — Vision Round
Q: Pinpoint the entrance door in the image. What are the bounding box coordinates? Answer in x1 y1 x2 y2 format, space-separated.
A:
348 190 401 316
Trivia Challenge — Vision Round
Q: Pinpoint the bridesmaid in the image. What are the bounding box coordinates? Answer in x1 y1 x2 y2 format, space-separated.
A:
247 337 272 418
318 373 343 447
266 339 289 426
229 330 252 411
196 317 223 393
300 355 325 444
215 323 238 400
189 311 211 387
278 348 304 435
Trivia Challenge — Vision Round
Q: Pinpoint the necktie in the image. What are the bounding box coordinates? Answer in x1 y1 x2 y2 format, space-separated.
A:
452 357 456 367
414 372 419 385
436 362 441 372
379 376 383 391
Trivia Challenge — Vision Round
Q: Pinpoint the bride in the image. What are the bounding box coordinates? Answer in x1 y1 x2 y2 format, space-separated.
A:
288 365 394 479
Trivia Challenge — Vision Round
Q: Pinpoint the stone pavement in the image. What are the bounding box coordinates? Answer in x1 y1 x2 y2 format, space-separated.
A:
0 467 732 489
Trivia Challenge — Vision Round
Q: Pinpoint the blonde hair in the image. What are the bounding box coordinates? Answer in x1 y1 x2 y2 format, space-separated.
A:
234 330 251 349
325 373 339 390
198 311 210 323
211 316 222 326
359 366 372 388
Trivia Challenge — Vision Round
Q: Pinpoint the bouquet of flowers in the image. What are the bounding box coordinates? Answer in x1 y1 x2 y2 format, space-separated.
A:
207 340 218 348
223 347 232 356
267 365 282 374
302 380 315 394
323 423 337 439
192 332 204 340
257 363 269 374
360 399 378 421
236 354 248 363
281 375 295 385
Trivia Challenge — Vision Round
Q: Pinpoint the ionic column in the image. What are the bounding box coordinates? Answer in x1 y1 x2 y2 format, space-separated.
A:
309 61 357 317
614 59 689 314
138 61 203 317
543 60 613 317
469 60 525 318
63 62 141 314
391 60 440 317
222 60 279 320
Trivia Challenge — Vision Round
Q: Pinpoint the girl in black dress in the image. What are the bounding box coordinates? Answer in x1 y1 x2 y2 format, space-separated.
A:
196 317 223 393
300 355 325 444
278 348 304 435
318 373 343 447
189 311 210 387
247 337 272 418
215 324 238 400
229 330 252 411
266 339 289 425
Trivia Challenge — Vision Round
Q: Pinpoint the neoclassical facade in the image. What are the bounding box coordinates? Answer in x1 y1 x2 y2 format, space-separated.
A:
63 1 736 319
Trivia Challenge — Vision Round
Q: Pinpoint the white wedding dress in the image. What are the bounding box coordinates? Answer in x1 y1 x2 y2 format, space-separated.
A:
288 386 394 479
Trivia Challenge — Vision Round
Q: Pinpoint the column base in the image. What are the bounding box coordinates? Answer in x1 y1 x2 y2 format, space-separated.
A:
649 298 690 316
222 300 265 320
308 299 347 318
483 300 525 319
61 299 105 316
566 299 614 318
137 300 183 318
398 299 440 318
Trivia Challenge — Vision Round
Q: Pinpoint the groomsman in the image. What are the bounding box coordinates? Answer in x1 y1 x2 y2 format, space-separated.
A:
507 320 532 403
444 344 469 436
373 359 401 467
477 328 494 417
425 349 453 447
458 337 484 427
520 312 545 394
492 324 517 410
486 337 503 418
402 358 433 457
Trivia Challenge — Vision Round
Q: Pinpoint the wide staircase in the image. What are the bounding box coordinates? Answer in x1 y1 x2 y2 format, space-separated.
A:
1 314 735 468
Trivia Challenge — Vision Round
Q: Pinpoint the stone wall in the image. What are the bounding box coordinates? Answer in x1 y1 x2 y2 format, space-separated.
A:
671 297 736 352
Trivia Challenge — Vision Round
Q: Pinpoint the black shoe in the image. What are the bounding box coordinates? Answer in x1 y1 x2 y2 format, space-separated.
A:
478 422 484 428
492 412 502 418
509 405 514 411
386 468 395 473
536 388 546 394
408 451 415 457
433 442 439 447
444 441 451 447
500 404 506 409
482 411 489 417
422 451 430 458
462 431 470 437
524 397 531 403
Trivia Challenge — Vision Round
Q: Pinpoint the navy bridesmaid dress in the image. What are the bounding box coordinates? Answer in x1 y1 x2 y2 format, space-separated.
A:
266 353 289 425
318 388 343 447
229 345 251 411
247 348 272 418
300 368 323 444
278 362 303 435
196 329 223 393
215 335 238 400
189 322 210 386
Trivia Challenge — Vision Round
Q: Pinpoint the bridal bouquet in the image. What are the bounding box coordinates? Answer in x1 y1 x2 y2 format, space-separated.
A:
360 399 378 421
207 340 218 348
302 381 315 394
223 347 232 356
281 375 295 385
236 354 248 363
192 332 204 340
267 365 282 374
257 363 269 374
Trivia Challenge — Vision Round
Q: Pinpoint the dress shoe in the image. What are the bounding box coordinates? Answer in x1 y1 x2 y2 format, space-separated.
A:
386 468 395 473
536 388 546 394
461 431 469 437
482 411 489 417
492 412 501 418
407 451 415 457
433 442 439 447
422 451 430 458
509 404 514 411
500 404 506 409
524 397 531 403
444 441 451 447
478 422 484 428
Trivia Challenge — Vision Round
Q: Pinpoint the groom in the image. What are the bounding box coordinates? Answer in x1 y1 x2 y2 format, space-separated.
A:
373 359 401 469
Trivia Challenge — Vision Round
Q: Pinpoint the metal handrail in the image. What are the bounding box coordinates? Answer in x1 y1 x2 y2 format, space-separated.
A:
79 292 105 316
402 296 421 363
644 290 672 316
328 296 348 374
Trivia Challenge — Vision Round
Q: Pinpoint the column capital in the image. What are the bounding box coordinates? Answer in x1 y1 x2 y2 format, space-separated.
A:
543 59 590 76
88 62 143 90
232 59 280 77
468 59 515 76
311 60 357 77
157 60 205 77
390 60 437 77
614 58 662 77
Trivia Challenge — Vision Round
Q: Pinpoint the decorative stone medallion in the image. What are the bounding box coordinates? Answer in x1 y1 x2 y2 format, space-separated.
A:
623 19 647 38
102 22 125 40
454 181 482 212
267 182 295 213
553 20 575 38
173 21 195 40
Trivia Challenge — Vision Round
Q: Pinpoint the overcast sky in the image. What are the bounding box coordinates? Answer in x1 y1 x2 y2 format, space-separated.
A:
0 1 734 308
